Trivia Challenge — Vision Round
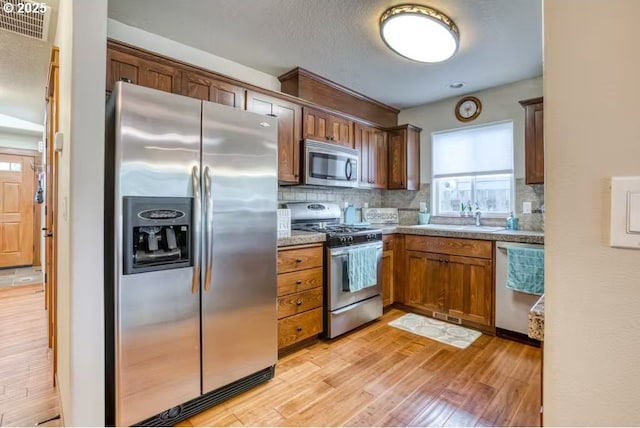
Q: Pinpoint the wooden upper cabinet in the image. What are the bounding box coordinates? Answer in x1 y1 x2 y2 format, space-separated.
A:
330 115 354 147
303 107 354 148
304 108 330 142
354 124 387 189
246 90 303 184
520 97 544 184
388 124 421 190
106 48 181 94
181 71 245 108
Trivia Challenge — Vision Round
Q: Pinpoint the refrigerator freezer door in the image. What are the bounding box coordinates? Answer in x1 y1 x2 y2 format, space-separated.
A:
112 82 202 426
201 102 278 394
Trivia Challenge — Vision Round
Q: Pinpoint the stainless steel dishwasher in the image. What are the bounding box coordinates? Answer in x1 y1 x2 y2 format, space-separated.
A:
495 241 544 339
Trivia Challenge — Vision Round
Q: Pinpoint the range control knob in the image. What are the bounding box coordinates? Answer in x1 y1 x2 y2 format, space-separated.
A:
348 236 354 245
340 236 347 245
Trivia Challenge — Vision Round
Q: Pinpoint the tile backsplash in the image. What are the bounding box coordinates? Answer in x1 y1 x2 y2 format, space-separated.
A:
279 178 544 231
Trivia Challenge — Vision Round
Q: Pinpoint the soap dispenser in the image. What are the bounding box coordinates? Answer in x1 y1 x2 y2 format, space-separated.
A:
506 211 519 230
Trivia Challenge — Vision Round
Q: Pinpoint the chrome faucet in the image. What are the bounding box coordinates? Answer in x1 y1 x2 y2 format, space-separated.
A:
475 210 481 226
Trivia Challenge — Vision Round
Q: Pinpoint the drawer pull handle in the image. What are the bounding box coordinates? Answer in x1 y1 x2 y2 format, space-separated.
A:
296 299 302 306
296 326 302 332
296 279 302 285
296 258 303 263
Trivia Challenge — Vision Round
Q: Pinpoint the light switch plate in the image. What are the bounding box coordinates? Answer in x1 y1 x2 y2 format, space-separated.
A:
610 176 640 249
523 202 532 214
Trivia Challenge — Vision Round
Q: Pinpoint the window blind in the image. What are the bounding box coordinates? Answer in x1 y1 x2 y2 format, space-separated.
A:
432 121 514 177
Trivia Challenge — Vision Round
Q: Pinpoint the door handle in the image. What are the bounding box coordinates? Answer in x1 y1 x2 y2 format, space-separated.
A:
203 166 214 292
345 158 353 181
191 166 201 295
44 232 53 238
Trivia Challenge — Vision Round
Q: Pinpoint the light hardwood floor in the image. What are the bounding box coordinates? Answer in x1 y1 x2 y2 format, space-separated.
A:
184 308 541 427
0 288 540 427
0 284 59 427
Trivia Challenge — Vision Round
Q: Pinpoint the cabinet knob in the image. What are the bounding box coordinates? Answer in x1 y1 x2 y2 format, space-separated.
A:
296 258 303 263
296 299 302 306
444 260 449 263
296 326 302 332
296 279 302 285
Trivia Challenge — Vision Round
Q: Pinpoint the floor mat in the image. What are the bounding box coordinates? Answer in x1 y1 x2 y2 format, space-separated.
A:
388 313 482 349
0 266 44 288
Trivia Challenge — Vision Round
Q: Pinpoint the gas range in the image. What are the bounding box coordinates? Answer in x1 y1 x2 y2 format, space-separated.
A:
294 224 382 248
285 202 382 248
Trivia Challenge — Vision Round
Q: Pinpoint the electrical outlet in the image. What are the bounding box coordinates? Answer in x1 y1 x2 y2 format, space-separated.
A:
523 201 532 214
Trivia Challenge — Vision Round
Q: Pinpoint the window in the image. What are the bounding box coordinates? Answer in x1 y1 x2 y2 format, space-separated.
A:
432 121 514 216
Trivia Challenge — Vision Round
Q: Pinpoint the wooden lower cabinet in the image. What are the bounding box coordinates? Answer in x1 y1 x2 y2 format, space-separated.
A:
278 308 323 349
382 235 395 307
277 244 324 353
403 236 494 330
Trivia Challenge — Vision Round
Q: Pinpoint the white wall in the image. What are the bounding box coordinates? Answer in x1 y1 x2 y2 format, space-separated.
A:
54 0 107 425
544 0 640 425
398 77 543 182
0 131 40 151
107 19 280 92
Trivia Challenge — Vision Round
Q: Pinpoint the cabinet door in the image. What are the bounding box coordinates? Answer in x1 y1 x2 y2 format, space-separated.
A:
373 129 388 189
106 49 181 94
181 71 245 108
405 251 447 312
329 115 354 148
247 91 302 184
354 124 373 188
388 129 407 189
382 249 394 307
524 102 544 184
447 254 493 326
304 108 330 142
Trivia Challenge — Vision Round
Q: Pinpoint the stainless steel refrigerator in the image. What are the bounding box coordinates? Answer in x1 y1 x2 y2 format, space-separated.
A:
105 82 278 426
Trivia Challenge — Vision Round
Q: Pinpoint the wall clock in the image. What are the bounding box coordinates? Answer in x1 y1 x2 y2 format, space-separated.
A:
455 96 482 122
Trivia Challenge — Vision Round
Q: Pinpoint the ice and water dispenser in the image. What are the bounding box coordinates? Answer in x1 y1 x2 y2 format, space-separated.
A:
122 197 192 275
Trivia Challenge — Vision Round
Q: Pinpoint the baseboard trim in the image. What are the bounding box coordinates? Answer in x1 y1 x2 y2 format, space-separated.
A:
496 327 541 347
55 373 65 427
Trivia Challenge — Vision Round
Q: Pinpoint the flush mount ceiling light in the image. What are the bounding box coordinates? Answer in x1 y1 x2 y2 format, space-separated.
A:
380 4 459 63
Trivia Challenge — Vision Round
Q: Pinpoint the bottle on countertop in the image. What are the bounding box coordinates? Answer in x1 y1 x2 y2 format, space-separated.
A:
506 211 519 230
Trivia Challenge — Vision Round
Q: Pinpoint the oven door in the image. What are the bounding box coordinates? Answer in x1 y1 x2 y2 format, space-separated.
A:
304 140 359 187
327 241 382 311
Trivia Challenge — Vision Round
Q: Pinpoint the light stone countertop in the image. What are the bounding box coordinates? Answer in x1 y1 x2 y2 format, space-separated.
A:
277 225 544 246
528 295 545 341
370 224 545 244
277 231 326 247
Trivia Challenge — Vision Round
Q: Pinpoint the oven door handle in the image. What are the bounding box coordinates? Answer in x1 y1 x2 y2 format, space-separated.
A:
330 242 382 257
345 158 353 181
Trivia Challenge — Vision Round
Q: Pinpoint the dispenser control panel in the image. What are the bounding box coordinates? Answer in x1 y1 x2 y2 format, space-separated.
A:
123 197 193 274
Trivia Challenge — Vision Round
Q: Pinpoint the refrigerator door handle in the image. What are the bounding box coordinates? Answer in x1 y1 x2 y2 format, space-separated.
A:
191 166 201 294
203 166 214 291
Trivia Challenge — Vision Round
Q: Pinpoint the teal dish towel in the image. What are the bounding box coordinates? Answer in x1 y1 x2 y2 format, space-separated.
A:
506 247 545 295
347 246 378 292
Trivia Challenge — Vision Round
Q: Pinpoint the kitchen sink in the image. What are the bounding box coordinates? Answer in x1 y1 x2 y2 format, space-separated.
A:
411 224 505 233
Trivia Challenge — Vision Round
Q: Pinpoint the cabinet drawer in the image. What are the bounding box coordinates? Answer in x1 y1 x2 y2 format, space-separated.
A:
405 235 492 259
278 307 323 348
278 287 323 319
278 245 323 273
383 235 394 251
278 267 323 296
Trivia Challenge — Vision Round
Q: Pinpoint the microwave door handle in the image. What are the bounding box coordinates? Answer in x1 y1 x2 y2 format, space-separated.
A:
345 158 353 180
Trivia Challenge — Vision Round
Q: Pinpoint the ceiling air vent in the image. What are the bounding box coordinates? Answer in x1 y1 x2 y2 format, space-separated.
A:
0 0 51 41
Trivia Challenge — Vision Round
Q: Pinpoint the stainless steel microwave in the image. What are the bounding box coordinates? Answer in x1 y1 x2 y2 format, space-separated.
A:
303 139 359 188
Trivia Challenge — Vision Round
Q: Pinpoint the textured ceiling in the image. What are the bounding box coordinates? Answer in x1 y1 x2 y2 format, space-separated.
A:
0 19 54 124
108 0 542 109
